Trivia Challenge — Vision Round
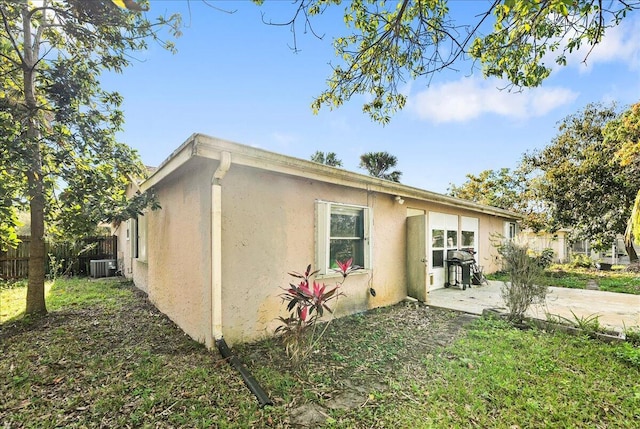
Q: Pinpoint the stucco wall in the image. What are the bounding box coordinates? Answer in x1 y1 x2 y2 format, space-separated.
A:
122 155 516 347
123 158 216 347
219 165 408 345
478 215 509 273
520 230 569 263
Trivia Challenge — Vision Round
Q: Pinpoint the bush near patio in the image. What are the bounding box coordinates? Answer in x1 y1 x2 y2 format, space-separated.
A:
2 277 639 428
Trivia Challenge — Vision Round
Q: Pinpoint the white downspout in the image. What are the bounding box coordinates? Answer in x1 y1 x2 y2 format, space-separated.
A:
212 151 231 342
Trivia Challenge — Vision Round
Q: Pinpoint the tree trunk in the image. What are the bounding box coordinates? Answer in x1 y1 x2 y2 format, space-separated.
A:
625 239 638 263
25 145 47 315
22 6 47 315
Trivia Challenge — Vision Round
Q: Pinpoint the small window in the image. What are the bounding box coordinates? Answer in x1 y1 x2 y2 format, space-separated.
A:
447 230 458 249
131 215 147 262
432 249 444 268
317 201 371 274
130 218 138 258
462 231 475 247
432 229 445 268
137 214 147 262
505 221 517 241
432 229 444 248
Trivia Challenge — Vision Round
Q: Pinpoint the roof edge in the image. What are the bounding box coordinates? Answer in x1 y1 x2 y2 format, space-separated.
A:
140 133 522 220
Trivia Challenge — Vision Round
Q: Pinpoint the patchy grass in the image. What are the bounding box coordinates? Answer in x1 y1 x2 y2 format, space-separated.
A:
0 277 131 323
2 278 639 428
1 278 260 428
487 264 640 295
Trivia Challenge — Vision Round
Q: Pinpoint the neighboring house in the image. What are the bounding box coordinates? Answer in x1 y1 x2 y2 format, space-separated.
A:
572 235 639 265
519 229 571 263
519 229 639 265
117 134 520 347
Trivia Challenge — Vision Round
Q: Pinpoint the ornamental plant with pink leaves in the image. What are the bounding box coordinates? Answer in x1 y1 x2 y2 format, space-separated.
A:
276 258 360 363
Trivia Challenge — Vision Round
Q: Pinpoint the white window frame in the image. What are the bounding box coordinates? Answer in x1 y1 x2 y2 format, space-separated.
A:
316 200 372 275
504 221 518 241
138 214 147 262
130 218 138 258
131 214 148 262
429 212 458 269
461 216 479 255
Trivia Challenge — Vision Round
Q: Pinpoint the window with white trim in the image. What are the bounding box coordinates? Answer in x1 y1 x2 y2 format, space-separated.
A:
316 201 371 274
461 216 479 254
131 214 147 262
429 212 458 268
504 221 518 241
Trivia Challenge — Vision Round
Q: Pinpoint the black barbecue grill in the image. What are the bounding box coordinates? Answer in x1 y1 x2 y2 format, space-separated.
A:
445 250 475 290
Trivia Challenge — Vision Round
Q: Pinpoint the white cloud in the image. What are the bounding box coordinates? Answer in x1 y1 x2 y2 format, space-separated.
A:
408 77 578 123
557 15 640 73
585 18 640 70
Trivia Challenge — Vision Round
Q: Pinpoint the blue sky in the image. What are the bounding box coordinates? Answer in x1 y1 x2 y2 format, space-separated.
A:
102 1 640 194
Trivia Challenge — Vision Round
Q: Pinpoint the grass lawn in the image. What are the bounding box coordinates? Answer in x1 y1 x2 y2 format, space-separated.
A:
1 277 639 428
487 264 640 295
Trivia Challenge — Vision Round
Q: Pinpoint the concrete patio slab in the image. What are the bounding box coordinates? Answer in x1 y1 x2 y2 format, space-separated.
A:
427 281 640 332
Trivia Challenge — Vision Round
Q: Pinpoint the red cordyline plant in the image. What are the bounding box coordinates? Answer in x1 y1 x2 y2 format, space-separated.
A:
276 258 360 363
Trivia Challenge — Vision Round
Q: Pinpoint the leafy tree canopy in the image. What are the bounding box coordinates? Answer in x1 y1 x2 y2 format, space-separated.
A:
0 0 179 313
448 168 522 211
447 167 549 231
310 150 343 167
359 151 402 182
522 102 639 259
255 0 639 123
604 102 640 243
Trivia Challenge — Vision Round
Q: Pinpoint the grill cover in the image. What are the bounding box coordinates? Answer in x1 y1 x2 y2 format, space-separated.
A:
447 250 474 263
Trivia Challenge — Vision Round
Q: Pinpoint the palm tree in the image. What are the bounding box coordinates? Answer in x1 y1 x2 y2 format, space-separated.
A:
310 151 343 167
359 151 402 182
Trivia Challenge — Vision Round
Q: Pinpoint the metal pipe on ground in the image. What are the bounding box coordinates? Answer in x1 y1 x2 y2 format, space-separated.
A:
215 338 273 408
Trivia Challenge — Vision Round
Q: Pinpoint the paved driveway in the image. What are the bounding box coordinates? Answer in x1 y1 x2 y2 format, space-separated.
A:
428 281 640 332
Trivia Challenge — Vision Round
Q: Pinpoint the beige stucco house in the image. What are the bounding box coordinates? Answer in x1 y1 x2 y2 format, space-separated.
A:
518 229 571 263
116 134 520 347
518 229 640 265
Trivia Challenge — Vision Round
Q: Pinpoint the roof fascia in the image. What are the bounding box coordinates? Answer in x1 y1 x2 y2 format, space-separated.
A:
141 133 522 221
140 134 198 192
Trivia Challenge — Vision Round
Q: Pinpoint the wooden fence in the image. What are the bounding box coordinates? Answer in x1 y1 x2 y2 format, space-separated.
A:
0 235 117 280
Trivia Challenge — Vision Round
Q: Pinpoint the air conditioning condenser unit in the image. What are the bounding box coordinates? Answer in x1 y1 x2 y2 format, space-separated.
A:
90 259 117 278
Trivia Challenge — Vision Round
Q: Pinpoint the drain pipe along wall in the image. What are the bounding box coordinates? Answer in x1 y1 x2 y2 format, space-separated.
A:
211 151 231 341
209 150 273 408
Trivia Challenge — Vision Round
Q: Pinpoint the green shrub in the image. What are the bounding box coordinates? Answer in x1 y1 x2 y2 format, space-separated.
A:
536 248 555 268
496 241 548 322
570 253 594 269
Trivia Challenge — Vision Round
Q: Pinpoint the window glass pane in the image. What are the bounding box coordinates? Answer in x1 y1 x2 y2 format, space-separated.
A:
462 231 475 247
138 215 147 261
447 230 457 248
330 207 363 237
432 229 444 248
330 239 364 268
432 250 444 267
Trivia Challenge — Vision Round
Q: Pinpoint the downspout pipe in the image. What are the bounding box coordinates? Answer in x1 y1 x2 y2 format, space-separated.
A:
216 338 274 408
210 151 273 408
211 151 231 341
